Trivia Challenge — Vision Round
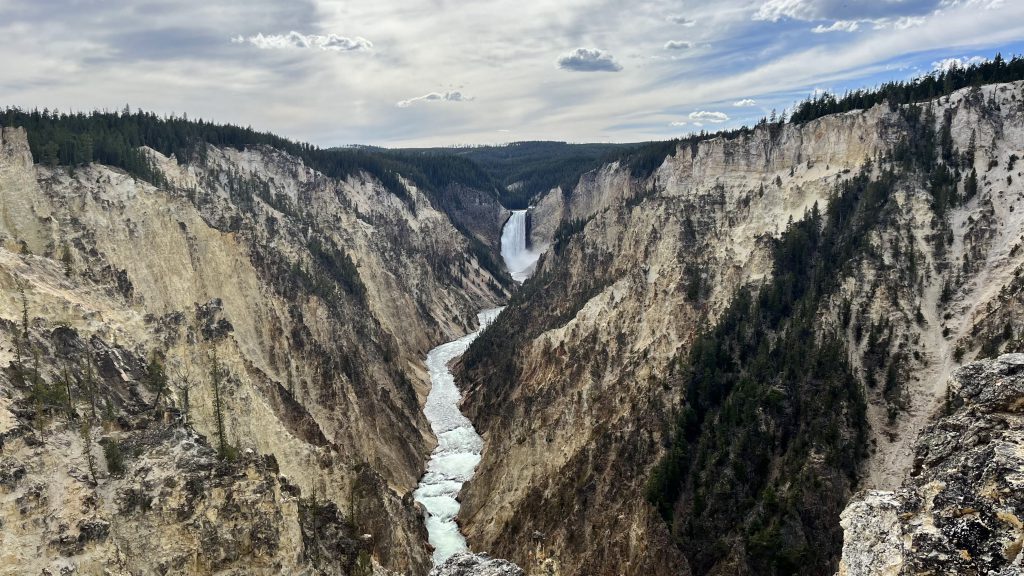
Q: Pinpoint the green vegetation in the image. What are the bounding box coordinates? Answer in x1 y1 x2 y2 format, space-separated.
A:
209 346 231 460
398 141 640 208
146 353 169 410
642 99 975 571
80 419 97 485
0 106 423 205
306 236 366 300
103 439 126 477
790 53 1024 124
645 170 915 575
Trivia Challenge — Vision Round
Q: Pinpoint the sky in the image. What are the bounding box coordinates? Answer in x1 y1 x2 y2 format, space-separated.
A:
1 0 1023 147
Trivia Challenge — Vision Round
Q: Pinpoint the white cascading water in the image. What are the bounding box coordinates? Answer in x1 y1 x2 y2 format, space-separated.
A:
500 209 540 283
413 307 503 566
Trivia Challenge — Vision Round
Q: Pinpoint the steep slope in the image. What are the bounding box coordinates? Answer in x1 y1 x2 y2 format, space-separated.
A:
0 125 508 574
457 81 1024 575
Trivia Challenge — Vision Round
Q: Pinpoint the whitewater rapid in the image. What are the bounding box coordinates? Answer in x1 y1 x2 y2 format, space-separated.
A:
413 308 503 565
500 210 540 283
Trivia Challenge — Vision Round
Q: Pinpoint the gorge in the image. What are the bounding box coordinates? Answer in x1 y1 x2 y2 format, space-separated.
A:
416 207 542 568
2 58 1024 576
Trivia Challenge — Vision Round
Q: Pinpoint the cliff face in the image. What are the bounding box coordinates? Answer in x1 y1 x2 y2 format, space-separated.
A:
839 354 1024 576
458 82 1024 575
0 126 508 575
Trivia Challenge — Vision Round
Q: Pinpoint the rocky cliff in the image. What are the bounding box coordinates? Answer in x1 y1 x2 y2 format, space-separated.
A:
458 81 1024 575
0 125 508 574
839 354 1024 576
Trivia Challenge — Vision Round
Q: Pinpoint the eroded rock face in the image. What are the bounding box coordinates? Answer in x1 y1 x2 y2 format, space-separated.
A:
459 81 1024 575
428 552 526 576
839 354 1024 576
0 125 508 575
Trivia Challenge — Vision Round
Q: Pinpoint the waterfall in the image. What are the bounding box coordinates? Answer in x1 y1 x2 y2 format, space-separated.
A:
500 210 540 283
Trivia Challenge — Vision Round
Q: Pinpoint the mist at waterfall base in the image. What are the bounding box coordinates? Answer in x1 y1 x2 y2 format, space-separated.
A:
413 308 503 565
501 210 541 283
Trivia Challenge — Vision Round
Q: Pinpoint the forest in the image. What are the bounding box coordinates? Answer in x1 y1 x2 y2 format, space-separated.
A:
790 53 1024 123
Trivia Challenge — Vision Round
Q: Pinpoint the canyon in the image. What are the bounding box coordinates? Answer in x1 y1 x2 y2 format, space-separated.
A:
1 78 1023 576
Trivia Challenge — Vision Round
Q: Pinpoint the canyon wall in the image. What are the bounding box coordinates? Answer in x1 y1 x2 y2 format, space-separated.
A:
459 82 1024 575
0 127 508 575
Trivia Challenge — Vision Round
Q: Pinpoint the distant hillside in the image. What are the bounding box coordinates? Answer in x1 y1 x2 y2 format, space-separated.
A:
396 141 642 209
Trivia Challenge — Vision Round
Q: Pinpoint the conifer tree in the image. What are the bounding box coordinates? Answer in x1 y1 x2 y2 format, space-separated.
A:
209 347 228 458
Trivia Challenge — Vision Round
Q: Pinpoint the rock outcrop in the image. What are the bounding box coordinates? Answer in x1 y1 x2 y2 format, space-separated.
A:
839 353 1024 575
428 552 525 576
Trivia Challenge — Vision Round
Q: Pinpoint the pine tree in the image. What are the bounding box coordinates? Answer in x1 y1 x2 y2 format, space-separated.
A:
60 243 74 276
964 168 979 201
210 347 228 458
61 361 75 421
12 281 27 387
173 363 194 425
82 355 98 420
81 419 97 485
146 353 168 410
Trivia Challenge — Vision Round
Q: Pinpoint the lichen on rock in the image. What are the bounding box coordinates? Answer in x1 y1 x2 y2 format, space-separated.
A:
839 354 1024 575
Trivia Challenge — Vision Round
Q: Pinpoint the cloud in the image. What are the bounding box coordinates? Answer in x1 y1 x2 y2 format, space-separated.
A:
941 0 1004 8
872 16 927 29
396 91 474 108
664 40 695 50
669 111 730 127
811 15 925 33
733 98 757 107
931 55 987 71
556 48 622 72
754 0 942 23
1 0 1020 147
232 31 371 52
667 15 697 26
812 20 860 33
688 110 729 123
754 0 831 22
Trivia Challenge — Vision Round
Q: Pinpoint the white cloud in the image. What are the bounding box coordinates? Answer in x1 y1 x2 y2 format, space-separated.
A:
397 91 474 108
812 20 860 33
2 0 1020 147
811 15 925 33
879 16 927 29
671 112 729 128
233 31 372 52
931 55 987 71
733 98 757 107
688 110 729 123
664 40 694 50
755 0 941 25
556 48 622 72
754 0 823 22
667 15 697 26
941 0 1004 8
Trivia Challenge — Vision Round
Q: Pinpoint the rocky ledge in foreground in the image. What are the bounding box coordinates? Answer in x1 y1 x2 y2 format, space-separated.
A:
839 354 1024 576
428 553 525 576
